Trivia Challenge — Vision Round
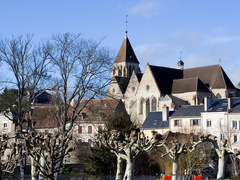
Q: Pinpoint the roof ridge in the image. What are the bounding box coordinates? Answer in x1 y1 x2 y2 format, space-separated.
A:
185 64 219 70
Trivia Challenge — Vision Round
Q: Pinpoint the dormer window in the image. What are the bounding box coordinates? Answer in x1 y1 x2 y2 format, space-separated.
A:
153 120 158 125
79 115 83 121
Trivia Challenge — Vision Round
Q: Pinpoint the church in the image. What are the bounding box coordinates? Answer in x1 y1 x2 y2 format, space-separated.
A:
105 32 236 127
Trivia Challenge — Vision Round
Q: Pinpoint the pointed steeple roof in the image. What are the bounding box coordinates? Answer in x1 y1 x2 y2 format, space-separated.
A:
114 35 139 64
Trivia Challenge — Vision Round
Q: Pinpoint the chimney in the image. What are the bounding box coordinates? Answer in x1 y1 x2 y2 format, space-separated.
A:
204 97 212 111
162 105 169 121
228 98 231 110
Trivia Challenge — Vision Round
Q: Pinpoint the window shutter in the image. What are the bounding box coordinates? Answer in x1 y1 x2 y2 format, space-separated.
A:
88 126 92 134
198 119 201 126
190 120 193 126
78 126 82 134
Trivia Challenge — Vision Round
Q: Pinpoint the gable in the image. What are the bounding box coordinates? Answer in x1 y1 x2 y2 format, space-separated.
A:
136 65 161 96
149 65 183 95
124 71 141 97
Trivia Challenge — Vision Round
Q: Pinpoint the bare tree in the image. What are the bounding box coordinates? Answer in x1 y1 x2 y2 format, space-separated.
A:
97 130 162 180
0 34 49 180
46 33 113 136
22 131 74 180
158 140 187 180
0 134 23 179
191 135 240 180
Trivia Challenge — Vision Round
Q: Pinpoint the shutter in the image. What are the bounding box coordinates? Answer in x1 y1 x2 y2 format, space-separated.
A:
88 126 92 134
198 119 201 126
190 120 193 126
78 126 82 134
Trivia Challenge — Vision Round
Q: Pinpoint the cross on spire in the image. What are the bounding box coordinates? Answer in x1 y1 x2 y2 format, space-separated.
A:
125 15 128 37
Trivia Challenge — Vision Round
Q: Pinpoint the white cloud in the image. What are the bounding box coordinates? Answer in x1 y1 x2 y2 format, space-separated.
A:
128 0 162 18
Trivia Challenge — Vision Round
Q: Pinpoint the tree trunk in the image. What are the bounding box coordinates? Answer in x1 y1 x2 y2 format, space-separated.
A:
20 158 25 180
124 160 135 180
116 156 124 180
39 156 44 180
31 157 37 180
217 155 227 180
172 156 178 180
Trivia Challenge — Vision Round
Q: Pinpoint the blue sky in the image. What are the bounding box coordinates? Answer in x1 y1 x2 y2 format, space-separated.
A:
1 0 240 86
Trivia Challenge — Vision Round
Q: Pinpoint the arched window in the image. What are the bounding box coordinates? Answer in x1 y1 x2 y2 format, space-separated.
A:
146 99 150 116
140 98 144 114
151 97 157 111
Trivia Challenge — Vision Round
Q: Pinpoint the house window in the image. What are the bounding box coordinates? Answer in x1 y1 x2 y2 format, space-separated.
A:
3 122 7 129
174 120 182 126
78 139 82 143
88 126 92 134
78 126 82 134
233 148 238 153
220 133 224 140
140 98 144 114
233 135 238 143
190 119 201 126
79 115 83 121
98 126 103 132
220 118 224 126
88 139 92 146
64 155 71 164
232 121 238 129
151 97 157 112
97 116 102 121
207 120 211 127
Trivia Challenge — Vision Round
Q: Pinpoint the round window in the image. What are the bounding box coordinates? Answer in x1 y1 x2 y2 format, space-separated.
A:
132 87 135 92
146 85 150 91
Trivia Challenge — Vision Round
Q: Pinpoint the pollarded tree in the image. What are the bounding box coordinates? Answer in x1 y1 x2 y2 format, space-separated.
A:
190 135 240 180
158 140 187 180
0 34 49 180
97 130 162 180
23 131 74 180
0 134 23 179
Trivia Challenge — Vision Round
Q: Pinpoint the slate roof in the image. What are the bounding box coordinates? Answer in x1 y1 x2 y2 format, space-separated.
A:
141 111 174 129
170 105 204 118
136 73 143 82
226 97 240 113
114 76 130 94
172 77 211 94
149 65 183 95
114 36 139 64
207 99 228 112
183 65 235 89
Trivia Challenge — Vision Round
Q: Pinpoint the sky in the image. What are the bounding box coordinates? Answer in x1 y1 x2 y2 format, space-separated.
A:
1 0 240 86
